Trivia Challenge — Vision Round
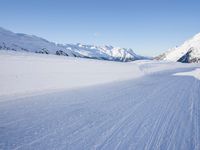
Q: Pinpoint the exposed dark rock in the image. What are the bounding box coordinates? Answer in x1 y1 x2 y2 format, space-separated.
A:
56 50 68 56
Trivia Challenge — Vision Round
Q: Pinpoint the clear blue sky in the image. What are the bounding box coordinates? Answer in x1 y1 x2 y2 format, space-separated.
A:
0 0 200 56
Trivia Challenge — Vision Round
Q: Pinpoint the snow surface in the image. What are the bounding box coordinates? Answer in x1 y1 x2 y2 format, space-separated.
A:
0 51 200 150
0 50 143 97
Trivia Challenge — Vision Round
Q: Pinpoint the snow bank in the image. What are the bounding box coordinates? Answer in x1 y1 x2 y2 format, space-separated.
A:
174 68 200 80
133 60 195 75
0 51 143 96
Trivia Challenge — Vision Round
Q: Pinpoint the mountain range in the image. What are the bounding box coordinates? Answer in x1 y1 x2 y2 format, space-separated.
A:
1 27 200 63
0 27 145 62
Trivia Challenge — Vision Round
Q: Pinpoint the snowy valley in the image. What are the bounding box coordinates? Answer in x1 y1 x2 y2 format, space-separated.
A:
0 27 200 150
1 0 200 149
0 50 200 149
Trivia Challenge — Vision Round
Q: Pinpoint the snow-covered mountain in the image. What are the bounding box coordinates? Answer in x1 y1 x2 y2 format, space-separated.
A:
0 27 144 62
156 33 200 63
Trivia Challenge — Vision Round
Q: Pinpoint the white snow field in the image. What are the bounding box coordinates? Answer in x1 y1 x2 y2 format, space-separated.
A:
0 51 143 97
0 51 200 150
174 68 200 80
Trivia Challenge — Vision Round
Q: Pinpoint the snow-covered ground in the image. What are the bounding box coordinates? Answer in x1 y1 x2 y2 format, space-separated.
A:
0 51 143 97
0 51 200 150
174 68 200 80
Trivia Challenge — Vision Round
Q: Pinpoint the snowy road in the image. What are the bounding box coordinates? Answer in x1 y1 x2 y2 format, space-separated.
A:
0 65 200 150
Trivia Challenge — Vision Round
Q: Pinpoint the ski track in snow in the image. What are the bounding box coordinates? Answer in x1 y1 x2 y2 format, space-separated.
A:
0 53 200 150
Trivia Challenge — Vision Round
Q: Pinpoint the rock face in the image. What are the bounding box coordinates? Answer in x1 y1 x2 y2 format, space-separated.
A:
0 27 145 62
178 48 200 63
156 33 200 63
56 50 69 56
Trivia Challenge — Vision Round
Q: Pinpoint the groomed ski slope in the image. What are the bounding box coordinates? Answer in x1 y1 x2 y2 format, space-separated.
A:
0 51 200 150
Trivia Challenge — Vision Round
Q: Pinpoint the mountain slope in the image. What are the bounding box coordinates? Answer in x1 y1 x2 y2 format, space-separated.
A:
156 33 200 63
0 27 75 56
0 27 144 62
